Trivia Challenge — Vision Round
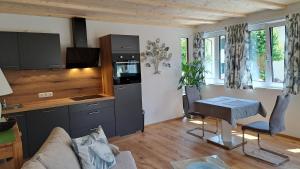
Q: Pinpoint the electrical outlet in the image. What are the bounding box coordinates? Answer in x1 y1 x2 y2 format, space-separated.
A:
38 92 53 98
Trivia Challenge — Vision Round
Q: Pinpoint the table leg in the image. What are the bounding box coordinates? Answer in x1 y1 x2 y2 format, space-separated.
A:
207 119 246 150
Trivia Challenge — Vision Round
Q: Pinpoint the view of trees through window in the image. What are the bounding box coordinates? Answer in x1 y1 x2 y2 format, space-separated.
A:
219 36 225 79
250 30 267 81
180 38 188 66
205 38 215 78
271 26 285 83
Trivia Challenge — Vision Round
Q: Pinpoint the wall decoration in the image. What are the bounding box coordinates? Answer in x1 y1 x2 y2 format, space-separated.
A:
141 38 172 74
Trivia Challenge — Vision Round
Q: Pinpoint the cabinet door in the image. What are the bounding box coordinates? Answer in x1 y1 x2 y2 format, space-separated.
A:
27 106 69 156
114 83 143 136
111 35 139 53
5 113 29 158
19 32 62 69
0 32 20 69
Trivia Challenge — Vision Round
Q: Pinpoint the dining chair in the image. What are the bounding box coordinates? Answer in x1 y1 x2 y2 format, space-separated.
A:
184 85 218 139
242 94 291 166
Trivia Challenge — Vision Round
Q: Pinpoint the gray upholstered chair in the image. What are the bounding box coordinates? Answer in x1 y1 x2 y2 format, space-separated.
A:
184 85 218 138
242 94 291 166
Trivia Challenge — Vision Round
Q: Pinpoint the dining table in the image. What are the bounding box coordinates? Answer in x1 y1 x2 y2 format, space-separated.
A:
194 96 267 150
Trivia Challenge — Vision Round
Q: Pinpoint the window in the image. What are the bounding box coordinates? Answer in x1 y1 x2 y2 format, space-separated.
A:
202 20 285 89
205 38 215 78
180 38 188 65
219 36 225 79
271 26 285 83
250 30 267 82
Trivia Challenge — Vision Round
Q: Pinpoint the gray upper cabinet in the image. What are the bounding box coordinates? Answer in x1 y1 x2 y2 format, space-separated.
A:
0 32 20 69
111 35 139 53
19 32 62 69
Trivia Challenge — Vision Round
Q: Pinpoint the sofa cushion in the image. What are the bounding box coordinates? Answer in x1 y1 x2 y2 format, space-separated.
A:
21 159 46 169
32 127 81 169
72 126 116 169
111 151 137 169
35 142 81 169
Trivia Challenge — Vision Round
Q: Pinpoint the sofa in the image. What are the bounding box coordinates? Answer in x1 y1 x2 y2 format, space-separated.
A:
21 127 137 169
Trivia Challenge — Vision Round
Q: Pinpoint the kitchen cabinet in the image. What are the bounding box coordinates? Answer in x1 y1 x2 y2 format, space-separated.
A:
111 35 139 53
4 113 29 158
26 106 69 157
19 32 62 69
69 100 116 138
114 83 143 136
0 32 20 69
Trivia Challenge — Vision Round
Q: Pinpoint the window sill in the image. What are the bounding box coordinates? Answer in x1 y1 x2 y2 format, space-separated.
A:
205 79 283 91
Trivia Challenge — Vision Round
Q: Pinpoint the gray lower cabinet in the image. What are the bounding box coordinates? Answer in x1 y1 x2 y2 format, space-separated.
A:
69 100 116 138
114 83 143 136
26 106 69 157
5 113 29 158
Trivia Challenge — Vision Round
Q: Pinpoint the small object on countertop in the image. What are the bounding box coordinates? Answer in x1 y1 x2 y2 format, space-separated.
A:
0 117 16 132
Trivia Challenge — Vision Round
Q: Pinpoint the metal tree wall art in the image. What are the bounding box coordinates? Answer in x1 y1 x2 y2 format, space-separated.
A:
141 38 172 74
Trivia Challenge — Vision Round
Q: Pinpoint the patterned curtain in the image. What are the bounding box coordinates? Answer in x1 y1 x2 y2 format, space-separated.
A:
285 13 300 95
224 23 252 89
193 32 205 61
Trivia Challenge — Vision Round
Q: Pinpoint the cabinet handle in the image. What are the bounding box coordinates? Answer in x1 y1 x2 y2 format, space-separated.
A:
88 111 100 115
43 109 55 113
87 103 99 107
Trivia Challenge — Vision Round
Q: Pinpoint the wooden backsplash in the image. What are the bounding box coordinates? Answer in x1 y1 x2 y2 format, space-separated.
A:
1 68 102 104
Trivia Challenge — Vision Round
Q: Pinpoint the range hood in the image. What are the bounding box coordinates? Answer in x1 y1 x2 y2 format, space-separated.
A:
66 17 100 68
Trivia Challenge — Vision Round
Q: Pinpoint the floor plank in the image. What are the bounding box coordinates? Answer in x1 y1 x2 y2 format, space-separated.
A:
110 118 300 169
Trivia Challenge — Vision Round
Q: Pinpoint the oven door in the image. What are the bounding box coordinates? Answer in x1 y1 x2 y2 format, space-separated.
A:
113 60 141 85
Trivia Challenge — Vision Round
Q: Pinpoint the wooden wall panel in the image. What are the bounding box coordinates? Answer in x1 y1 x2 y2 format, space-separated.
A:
1 68 103 104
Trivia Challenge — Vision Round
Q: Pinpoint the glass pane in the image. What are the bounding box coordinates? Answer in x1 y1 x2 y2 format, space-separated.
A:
205 38 215 78
250 30 267 82
271 26 285 83
219 36 225 80
180 38 188 65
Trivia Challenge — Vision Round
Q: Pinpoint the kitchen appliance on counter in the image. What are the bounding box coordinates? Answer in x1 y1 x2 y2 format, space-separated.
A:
113 53 141 85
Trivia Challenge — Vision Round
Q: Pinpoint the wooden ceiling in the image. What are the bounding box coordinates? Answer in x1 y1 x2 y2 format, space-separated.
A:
0 0 299 28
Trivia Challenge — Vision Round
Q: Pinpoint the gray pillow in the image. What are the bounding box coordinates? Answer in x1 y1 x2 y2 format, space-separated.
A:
72 126 116 169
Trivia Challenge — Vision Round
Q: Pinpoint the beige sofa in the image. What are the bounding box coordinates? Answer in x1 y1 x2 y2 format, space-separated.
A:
21 127 137 169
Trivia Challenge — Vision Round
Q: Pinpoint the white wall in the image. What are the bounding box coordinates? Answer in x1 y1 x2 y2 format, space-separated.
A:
0 13 193 125
196 2 300 138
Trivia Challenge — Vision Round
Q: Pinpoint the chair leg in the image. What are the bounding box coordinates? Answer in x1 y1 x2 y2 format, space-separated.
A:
186 117 218 139
242 131 290 166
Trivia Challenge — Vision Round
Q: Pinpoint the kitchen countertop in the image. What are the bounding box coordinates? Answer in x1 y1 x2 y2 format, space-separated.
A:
2 95 115 115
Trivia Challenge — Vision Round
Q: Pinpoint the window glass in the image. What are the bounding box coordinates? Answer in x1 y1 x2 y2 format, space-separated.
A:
271 26 285 83
219 36 225 79
180 38 188 65
250 30 267 82
205 38 215 78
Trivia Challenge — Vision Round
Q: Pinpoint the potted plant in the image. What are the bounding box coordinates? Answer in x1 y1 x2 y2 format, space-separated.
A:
178 58 206 118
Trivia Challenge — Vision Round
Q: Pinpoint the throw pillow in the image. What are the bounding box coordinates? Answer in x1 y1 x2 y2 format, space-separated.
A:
72 126 116 169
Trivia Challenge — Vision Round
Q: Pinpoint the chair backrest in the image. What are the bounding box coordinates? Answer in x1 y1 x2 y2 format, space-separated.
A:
185 85 201 113
269 94 291 135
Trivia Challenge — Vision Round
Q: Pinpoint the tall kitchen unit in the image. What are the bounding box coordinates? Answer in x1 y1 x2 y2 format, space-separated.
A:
99 34 144 136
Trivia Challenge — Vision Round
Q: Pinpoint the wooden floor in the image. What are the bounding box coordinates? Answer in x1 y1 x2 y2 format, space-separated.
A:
1 117 300 169
110 118 300 169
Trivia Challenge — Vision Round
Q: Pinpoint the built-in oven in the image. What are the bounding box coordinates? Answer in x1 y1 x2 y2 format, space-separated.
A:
113 53 141 85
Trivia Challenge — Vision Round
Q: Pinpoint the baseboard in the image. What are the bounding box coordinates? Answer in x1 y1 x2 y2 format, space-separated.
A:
144 116 184 128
